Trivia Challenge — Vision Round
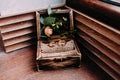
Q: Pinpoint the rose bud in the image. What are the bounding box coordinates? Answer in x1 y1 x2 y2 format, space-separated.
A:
44 26 53 37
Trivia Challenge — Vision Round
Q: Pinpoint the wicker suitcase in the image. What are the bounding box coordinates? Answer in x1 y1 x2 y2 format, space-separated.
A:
36 8 81 70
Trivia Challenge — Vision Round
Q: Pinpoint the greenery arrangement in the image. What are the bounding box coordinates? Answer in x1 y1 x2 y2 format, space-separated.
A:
40 6 75 39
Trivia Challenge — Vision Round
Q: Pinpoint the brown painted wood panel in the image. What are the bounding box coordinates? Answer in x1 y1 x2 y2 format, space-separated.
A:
0 13 35 26
78 40 120 79
76 22 120 56
4 34 34 46
0 12 36 53
5 40 34 52
65 6 120 80
74 12 120 45
2 27 34 40
1 20 35 33
66 0 120 30
77 31 120 75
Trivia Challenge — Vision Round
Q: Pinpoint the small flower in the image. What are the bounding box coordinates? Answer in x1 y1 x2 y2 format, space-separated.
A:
52 24 55 26
63 17 67 21
44 26 53 37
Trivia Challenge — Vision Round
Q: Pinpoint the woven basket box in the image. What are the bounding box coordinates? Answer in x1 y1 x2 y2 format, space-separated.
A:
36 8 81 70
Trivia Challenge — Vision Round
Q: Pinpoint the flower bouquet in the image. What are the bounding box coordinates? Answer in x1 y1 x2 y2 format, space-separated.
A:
40 6 76 41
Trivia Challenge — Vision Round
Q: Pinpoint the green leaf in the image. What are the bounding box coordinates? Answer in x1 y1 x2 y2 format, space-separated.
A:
44 17 55 25
63 17 67 21
56 21 62 26
40 17 44 24
52 24 55 26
